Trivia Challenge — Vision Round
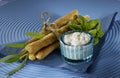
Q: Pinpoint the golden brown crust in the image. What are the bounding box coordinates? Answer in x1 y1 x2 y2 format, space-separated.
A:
36 41 59 60
25 10 79 44
54 9 78 27
28 53 36 61
25 25 70 54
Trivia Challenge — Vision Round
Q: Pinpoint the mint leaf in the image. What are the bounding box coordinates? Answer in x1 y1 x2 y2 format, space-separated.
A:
97 25 102 31
68 21 77 30
68 21 82 30
5 43 25 48
94 37 99 45
77 15 87 29
88 29 97 37
96 24 104 38
26 32 45 39
97 30 104 38
77 15 86 25
87 19 99 30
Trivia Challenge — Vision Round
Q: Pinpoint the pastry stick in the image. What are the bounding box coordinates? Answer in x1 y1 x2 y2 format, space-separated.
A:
27 25 69 60
26 9 79 44
36 41 59 60
28 53 36 61
25 25 70 54
53 9 78 27
21 10 79 60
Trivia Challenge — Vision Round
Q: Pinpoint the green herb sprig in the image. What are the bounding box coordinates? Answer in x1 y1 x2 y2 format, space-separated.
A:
5 43 26 48
0 50 28 75
68 15 104 45
0 32 45 76
25 32 45 39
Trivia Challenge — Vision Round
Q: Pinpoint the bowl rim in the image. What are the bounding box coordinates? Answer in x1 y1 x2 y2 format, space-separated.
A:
59 30 94 47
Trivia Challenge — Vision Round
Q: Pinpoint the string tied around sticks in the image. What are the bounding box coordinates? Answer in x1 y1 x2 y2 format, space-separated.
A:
40 12 60 39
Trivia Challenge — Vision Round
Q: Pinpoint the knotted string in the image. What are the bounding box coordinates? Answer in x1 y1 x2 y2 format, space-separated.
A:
41 12 50 30
40 12 60 39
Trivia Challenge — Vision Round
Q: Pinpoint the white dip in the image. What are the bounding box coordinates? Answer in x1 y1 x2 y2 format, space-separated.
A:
64 32 91 46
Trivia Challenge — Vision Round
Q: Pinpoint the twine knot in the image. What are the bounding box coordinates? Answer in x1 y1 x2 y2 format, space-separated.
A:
40 12 60 39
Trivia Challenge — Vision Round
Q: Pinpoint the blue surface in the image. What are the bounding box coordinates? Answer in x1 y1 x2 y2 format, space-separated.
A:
0 0 120 44
0 0 120 19
0 0 120 78
91 20 120 78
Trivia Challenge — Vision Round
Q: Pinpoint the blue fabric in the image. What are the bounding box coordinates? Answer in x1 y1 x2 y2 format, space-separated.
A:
0 14 119 78
0 12 117 73
0 0 120 78
91 20 120 78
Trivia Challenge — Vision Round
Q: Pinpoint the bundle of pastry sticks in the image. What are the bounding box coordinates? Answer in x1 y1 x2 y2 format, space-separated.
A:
20 9 89 61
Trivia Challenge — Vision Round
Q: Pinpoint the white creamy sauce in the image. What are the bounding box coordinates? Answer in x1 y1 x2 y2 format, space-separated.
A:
64 32 91 46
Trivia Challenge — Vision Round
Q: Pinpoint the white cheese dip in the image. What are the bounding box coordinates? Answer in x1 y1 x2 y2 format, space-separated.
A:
64 32 91 46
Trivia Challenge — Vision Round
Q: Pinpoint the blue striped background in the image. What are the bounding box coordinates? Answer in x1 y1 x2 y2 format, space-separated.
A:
0 0 120 78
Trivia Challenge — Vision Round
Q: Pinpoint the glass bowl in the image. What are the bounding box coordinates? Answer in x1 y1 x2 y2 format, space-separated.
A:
59 30 94 65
